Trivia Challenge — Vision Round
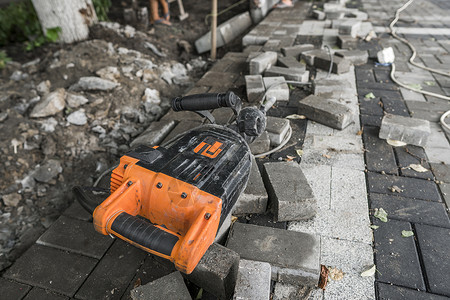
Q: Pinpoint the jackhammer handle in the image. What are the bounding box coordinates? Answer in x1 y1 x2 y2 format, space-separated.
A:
172 91 240 112
110 212 179 257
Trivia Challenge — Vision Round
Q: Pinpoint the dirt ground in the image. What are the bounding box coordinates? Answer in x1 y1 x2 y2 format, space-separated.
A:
0 0 250 272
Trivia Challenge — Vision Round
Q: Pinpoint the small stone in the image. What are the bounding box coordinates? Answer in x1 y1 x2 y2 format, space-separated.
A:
0 112 8 123
66 93 89 108
70 77 119 92
30 88 66 118
10 70 28 81
67 109 87 126
2 193 22 207
33 159 63 183
39 117 58 132
141 88 161 105
36 80 51 95
377 47 395 64
95 66 120 82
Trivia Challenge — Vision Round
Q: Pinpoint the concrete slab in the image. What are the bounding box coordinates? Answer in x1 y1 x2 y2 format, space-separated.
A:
233 259 271 300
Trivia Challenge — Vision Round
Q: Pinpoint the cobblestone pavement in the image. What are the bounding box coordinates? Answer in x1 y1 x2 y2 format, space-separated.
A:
1 0 450 299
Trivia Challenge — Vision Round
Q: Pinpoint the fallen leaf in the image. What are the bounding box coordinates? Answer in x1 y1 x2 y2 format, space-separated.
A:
133 278 141 288
409 164 428 173
328 267 344 281
370 225 379 229
231 216 238 223
407 83 422 90
424 81 436 86
286 155 296 162
374 208 388 222
361 265 376 277
318 265 329 290
402 230 414 237
387 139 407 147
286 114 306 120
356 129 363 136
322 154 331 159
364 92 375 99
390 185 403 193
296 149 304 157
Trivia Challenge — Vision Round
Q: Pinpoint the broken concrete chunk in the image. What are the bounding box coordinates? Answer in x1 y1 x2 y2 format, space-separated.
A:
130 272 191 300
262 162 317 221
185 243 239 300
66 109 88 126
245 75 265 103
30 88 66 118
66 93 89 108
234 155 268 215
298 94 355 130
377 47 395 64
266 116 290 146
249 51 278 75
233 259 271 300
379 114 430 147
226 222 320 286
70 77 119 92
264 66 309 83
263 76 289 102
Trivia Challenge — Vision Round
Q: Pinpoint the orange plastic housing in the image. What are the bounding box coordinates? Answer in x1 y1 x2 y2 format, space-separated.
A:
93 155 222 274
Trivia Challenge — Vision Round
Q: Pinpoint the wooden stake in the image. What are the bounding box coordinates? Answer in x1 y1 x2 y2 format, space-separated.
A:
211 0 217 60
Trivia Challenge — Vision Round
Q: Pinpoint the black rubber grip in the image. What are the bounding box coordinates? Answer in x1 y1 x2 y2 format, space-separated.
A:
111 212 179 256
172 91 238 112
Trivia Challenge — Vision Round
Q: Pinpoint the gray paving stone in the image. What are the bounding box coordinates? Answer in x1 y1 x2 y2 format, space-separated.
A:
37 215 114 259
23 287 69 300
312 79 354 96
370 193 450 228
245 75 265 103
262 162 317 221
262 39 281 52
394 145 433 180
226 222 320 286
63 201 92 222
301 49 328 66
130 272 191 300
0 278 31 300
249 131 270 155
367 172 441 202
339 20 361 38
335 50 368 65
161 120 202 145
234 156 268 215
249 52 278 75
196 71 239 87
264 66 309 83
277 56 304 70
314 54 351 74
363 126 398 175
4 245 97 297
298 94 355 130
281 44 315 59
266 116 290 146
233 259 271 300
273 283 317 300
430 163 450 183
185 243 239 300
337 35 358 49
130 120 176 148
75 240 147 300
377 282 450 300
372 218 425 290
415 224 450 297
379 114 430 147
360 114 382 127
263 76 289 102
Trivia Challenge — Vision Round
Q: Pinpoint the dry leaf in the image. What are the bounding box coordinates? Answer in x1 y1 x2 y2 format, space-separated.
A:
286 114 306 120
387 139 407 147
374 208 388 222
318 265 329 290
356 129 363 136
409 164 428 173
390 185 403 193
361 265 376 277
364 92 375 99
231 216 238 223
322 154 331 159
296 149 304 157
286 155 296 162
370 225 379 229
328 267 344 281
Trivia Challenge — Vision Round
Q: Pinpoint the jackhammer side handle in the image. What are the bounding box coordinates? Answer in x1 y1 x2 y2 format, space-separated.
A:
172 92 241 114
